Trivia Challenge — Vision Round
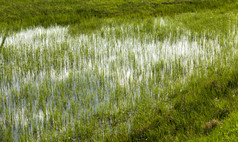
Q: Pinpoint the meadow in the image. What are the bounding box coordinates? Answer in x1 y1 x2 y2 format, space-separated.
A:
1 0 238 141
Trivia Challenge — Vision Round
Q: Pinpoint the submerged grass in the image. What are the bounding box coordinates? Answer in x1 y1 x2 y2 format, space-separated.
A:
1 0 238 141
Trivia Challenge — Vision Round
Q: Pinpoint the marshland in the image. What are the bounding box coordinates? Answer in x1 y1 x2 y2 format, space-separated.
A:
1 0 238 141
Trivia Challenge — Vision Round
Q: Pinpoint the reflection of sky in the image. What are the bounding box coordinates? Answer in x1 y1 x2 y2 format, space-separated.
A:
1 20 223 91
5 26 69 49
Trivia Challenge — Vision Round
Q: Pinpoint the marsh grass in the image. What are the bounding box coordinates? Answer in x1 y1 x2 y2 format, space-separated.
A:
1 0 238 141
1 13 238 141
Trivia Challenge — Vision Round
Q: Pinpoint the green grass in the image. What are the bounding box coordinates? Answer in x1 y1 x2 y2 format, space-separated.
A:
1 0 238 141
0 0 237 32
128 56 238 141
190 111 238 141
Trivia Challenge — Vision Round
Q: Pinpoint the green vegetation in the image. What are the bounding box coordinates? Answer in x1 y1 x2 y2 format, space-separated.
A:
1 0 238 141
0 0 237 32
192 112 238 141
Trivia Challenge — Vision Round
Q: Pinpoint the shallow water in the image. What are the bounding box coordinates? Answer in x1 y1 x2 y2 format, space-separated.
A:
0 19 230 140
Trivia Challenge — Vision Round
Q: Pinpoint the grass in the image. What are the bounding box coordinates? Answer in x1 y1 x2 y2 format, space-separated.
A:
191 111 238 141
1 0 238 141
0 0 237 32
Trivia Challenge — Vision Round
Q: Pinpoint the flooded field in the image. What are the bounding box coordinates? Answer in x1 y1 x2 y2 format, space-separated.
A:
0 17 238 141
